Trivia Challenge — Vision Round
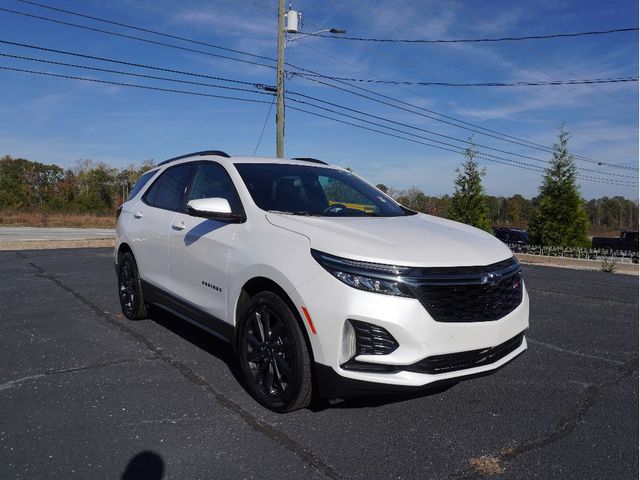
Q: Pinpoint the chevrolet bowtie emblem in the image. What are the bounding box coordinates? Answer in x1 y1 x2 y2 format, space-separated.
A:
481 272 501 286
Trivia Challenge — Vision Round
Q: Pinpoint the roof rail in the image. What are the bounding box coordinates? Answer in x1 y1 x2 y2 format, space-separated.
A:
291 157 328 165
158 150 230 166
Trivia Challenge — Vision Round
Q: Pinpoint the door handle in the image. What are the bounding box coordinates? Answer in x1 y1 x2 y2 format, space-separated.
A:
133 212 143 219
171 222 186 231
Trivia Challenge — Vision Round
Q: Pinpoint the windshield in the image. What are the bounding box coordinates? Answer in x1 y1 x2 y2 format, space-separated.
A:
234 163 411 217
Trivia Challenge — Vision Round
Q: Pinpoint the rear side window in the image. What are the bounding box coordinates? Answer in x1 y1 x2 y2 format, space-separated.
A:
127 169 157 201
143 163 194 212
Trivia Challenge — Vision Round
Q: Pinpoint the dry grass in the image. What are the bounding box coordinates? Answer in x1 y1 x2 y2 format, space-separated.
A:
0 210 115 228
469 455 504 476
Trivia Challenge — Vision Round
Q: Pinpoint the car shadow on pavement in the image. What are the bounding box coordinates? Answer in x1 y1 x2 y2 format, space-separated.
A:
148 306 245 388
308 383 457 411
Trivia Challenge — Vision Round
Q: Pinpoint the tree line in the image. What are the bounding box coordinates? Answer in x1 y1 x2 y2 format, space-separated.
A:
385 187 638 235
1 129 638 247
0 155 155 214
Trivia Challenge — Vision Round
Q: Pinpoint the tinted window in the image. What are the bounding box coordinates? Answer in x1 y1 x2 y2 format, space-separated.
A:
127 169 157 201
187 162 243 213
234 163 410 217
144 163 193 212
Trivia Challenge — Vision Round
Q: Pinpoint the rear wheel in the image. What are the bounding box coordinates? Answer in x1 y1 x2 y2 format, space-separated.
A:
117 251 148 320
238 292 312 412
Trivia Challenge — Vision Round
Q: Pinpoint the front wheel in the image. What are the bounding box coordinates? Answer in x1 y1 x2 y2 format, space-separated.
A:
238 292 312 412
117 251 148 320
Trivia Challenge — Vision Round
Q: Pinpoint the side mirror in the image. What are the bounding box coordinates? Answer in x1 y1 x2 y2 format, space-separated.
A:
187 198 244 222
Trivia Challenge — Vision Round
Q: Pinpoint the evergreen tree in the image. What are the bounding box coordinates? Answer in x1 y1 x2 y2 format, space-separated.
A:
449 140 492 232
528 127 590 247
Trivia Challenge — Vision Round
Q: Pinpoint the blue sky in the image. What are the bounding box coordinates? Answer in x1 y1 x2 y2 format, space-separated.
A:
0 0 637 199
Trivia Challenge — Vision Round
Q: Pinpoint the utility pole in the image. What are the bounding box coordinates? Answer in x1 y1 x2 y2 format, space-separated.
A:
276 0 286 158
274 3 344 158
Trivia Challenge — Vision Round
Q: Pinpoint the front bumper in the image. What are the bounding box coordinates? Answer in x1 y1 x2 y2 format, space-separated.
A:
293 267 529 393
314 340 526 398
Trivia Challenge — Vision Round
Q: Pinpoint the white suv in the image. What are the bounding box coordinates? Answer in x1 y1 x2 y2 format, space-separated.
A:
115 151 529 412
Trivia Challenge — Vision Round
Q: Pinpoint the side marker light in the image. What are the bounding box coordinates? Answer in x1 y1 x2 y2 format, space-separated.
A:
301 306 317 335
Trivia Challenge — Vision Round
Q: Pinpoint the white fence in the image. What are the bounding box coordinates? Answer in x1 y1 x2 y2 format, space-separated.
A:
508 244 638 264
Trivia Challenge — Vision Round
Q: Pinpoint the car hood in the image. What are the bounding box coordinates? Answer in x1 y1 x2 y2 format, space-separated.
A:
265 212 513 267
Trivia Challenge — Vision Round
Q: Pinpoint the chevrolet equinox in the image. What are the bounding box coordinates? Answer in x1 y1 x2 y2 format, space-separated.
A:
115 150 529 412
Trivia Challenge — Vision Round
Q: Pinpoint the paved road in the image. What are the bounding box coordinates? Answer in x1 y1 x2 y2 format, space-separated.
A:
0 227 114 243
0 249 637 479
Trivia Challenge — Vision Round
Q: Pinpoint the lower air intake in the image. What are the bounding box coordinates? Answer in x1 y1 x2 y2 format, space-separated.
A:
405 332 525 375
350 319 399 355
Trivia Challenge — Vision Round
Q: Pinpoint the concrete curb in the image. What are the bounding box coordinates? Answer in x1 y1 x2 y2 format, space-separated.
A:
0 238 116 251
515 253 639 275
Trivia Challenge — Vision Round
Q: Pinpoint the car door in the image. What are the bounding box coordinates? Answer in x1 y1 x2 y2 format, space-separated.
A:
168 161 244 324
128 162 194 291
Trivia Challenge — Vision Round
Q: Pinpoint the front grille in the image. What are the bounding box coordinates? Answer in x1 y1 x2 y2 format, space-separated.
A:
405 332 525 375
409 257 522 322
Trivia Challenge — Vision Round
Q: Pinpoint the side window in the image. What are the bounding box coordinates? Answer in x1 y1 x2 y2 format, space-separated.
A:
143 163 194 212
127 169 157 201
187 162 243 213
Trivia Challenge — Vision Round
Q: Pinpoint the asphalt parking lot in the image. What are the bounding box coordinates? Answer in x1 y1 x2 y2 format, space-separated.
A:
0 248 637 479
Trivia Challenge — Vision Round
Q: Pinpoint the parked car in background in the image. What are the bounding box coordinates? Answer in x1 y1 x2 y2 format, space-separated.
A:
493 227 529 252
592 231 639 253
115 150 529 412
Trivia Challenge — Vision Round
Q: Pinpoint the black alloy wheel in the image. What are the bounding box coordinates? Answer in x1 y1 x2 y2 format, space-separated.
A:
117 251 148 320
238 292 312 412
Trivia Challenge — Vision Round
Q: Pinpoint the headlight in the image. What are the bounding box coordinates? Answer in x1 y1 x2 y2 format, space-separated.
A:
311 249 414 297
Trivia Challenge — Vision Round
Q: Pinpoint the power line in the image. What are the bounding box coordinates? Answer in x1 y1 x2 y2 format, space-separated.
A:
305 27 639 43
0 65 273 105
0 39 261 86
2 47 630 181
288 97 628 183
2 41 629 180
0 6 277 71
14 0 277 63
253 96 276 155
0 52 274 96
292 72 639 87
4 1 636 172
294 73 639 172
0 65 634 187
286 30 637 167
285 105 635 187
259 0 637 162
435 2 635 121
283 94 637 183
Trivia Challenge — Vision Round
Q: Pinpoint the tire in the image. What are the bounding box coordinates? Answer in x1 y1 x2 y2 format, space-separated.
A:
117 251 148 320
237 291 312 412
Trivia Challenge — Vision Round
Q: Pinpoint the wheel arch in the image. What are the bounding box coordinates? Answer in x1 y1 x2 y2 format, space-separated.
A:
235 276 316 363
116 242 133 263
